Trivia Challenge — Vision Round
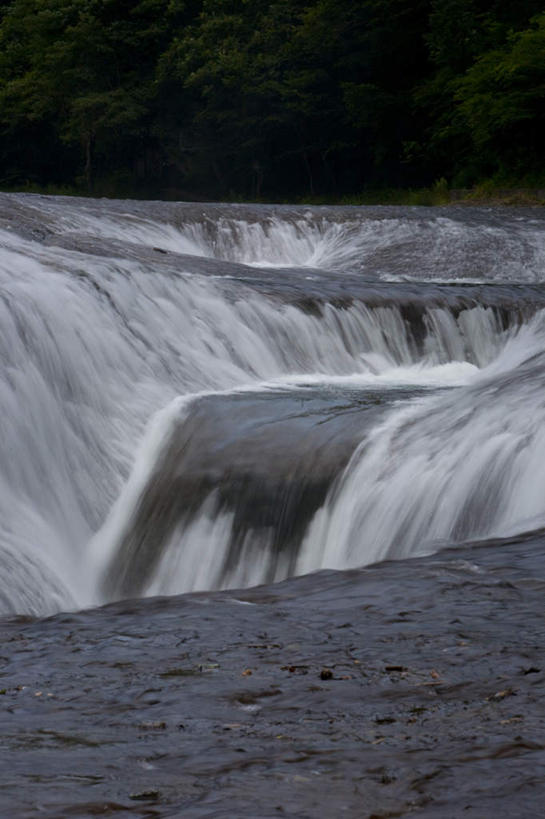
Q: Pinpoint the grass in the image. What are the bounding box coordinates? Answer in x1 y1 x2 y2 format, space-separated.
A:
2 178 545 206
299 179 545 207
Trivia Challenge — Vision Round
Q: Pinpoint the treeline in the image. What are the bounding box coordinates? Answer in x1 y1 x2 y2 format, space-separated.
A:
0 0 544 199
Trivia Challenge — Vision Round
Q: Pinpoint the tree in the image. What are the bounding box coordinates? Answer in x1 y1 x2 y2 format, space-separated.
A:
417 0 545 184
0 0 185 190
454 13 545 178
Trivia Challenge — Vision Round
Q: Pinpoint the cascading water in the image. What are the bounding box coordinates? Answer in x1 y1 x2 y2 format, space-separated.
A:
297 318 545 574
1 192 545 615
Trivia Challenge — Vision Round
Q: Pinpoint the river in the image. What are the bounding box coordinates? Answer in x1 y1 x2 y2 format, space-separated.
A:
1 193 544 816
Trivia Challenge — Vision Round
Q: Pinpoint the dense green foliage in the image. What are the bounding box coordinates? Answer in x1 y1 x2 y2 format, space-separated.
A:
0 0 543 198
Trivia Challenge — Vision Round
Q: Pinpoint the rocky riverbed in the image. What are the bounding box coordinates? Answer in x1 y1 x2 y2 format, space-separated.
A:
1 532 544 818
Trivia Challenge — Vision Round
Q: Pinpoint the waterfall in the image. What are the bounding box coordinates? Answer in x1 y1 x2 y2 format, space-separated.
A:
1 192 545 613
298 316 545 573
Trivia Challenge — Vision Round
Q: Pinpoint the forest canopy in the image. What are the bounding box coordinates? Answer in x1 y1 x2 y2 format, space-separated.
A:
0 0 544 199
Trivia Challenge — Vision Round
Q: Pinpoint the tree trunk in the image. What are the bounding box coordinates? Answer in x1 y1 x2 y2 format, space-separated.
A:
301 148 315 196
84 133 94 192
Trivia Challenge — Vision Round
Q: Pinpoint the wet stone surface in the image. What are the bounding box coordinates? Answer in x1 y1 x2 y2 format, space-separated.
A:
1 534 545 818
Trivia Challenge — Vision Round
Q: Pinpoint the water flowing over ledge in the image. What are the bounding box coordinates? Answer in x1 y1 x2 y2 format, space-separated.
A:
1 193 545 614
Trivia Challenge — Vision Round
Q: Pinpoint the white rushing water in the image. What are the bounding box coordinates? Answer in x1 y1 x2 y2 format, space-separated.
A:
1 193 545 614
297 318 545 573
35 197 545 279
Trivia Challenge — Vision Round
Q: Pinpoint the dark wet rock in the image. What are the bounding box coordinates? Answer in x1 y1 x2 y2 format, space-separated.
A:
319 668 333 680
129 789 160 801
1 533 545 817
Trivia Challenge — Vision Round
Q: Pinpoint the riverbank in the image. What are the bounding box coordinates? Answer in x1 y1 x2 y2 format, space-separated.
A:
1 533 544 818
2 183 545 207
303 185 545 208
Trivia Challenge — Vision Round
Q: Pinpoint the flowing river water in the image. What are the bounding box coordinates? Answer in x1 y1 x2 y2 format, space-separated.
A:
1 194 545 613
1 193 545 816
